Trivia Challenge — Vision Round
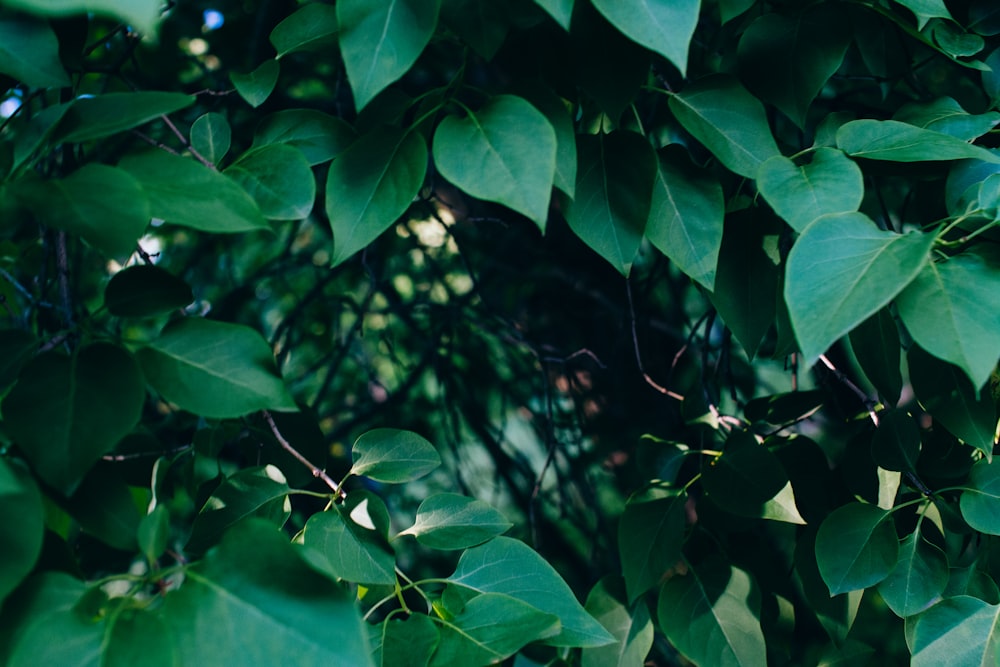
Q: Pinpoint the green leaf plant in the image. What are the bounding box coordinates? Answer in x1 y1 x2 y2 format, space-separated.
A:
3 0 1000 664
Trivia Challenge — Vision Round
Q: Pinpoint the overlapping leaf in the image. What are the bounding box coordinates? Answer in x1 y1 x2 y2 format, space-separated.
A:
837 119 1000 163
350 428 441 483
815 503 899 595
398 493 511 549
590 0 699 75
225 144 315 220
757 148 864 232
878 532 949 617
618 492 686 603
582 577 654 667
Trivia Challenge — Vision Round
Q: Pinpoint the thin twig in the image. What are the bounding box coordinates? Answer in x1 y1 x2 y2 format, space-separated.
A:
159 114 216 169
55 231 72 327
818 354 879 427
626 279 684 401
102 445 192 461
262 410 345 499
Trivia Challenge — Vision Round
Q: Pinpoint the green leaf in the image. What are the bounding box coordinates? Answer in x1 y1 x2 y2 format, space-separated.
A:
186 465 291 555
350 428 441 483
744 390 824 425
657 559 767 667
136 318 297 419
737 5 850 127
817 640 876 667
2 343 144 494
910 596 1000 666
878 532 949 617
757 148 864 233
10 102 73 172
326 127 427 267
533 0 573 30
872 409 921 473
66 464 141 551
945 564 1000 604
836 119 1000 163
55 92 194 144
565 131 656 276
433 95 557 231
784 212 935 364
270 3 339 58
0 13 70 88
618 492 686 603
160 520 374 667
849 308 903 405
645 148 724 290
970 3 1000 36
572 4 650 119
225 144 315 220
301 493 396 585
590 0 699 75
448 537 615 647
430 593 560 666
118 150 269 233
815 503 899 595
440 0 509 60
894 0 954 30
13 164 149 258
338 0 441 110
376 615 439 667
581 576 654 667
897 252 1000 389
512 84 577 198
398 493 512 550
0 459 43 607
702 431 805 524
0 0 163 35
0 573 102 667
104 265 194 317
0 329 36 395
708 212 780 359
795 528 864 643
105 607 175 667
894 97 1000 141
961 461 1000 535
230 60 280 108
137 505 170 562
668 74 781 178
189 112 231 166
908 346 996 459
253 109 356 165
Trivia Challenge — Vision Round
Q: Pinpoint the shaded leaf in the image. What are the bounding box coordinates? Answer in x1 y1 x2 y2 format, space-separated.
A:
65 464 141 551
0 13 70 88
533 0 573 30
872 409 922 473
301 493 396 585
231 60 280 108
440 0 509 60
136 318 297 419
377 615 439 667
1 0 163 35
757 148 864 232
189 112 231 166
253 109 355 165
785 212 935 364
795 528 863 643
815 503 898 595
398 493 512 550
0 459 43 607
961 461 1000 535
618 492 686 603
137 505 170 563
582 576 654 667
225 144 315 220
104 265 193 317
0 329 36 394
590 0 699 75
270 3 338 58
55 92 194 144
878 532 949 617
849 308 903 405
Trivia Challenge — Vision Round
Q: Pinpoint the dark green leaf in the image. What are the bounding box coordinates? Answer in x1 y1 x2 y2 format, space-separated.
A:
872 409 922 473
960 461 1000 535
757 149 864 232
878 532 949 617
104 265 193 317
326 127 427 267
0 329 37 394
225 144 315 220
815 503 898 595
66 464 141 551
398 493 512 550
590 0 699 75
909 596 1000 666
849 308 903 405
253 109 355 165
136 318 297 419
836 119 1000 163
186 465 291 555
137 505 170 562
0 13 70 88
0 459 43 607
817 640 876 667
657 559 767 667
448 537 615 647
668 75 781 178
945 565 1000 603
55 92 194 144
2 343 144 494
737 5 850 127
744 390 824 425
338 0 441 110
377 614 439 667
189 112 231 166
618 492 686 603
581 576 654 667
270 3 338 58
795 528 863 643
301 493 396 585
440 0 509 60
565 131 656 275
119 150 269 233
897 252 1000 389
161 520 374 666
350 428 440 483
785 212 935 364
909 346 996 459
970 2 1000 36
15 164 150 258
433 95 557 231
645 148 724 290
231 60 280 108
894 97 1000 141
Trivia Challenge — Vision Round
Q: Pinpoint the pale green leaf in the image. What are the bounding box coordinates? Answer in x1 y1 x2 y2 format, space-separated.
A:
668 75 781 178
815 503 898 595
350 428 441 483
136 318 297 419
894 97 1000 141
582 576 654 667
398 493 512 550
533 0 573 30
590 0 699 75
837 120 1000 163
894 0 954 30
433 95 556 230
1 0 163 35
757 148 864 233
784 212 935 364
910 596 1000 666
338 0 441 110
